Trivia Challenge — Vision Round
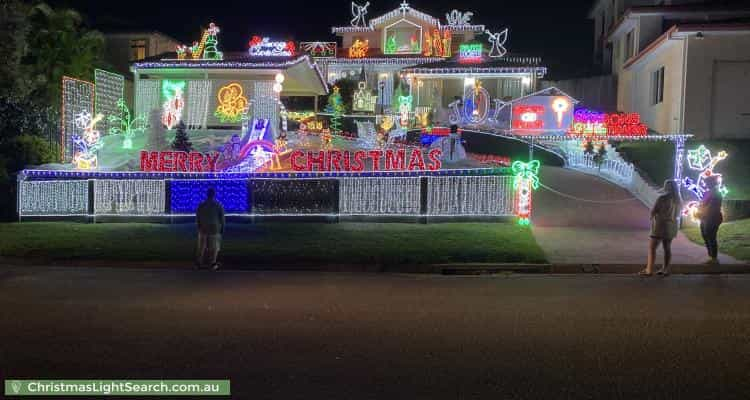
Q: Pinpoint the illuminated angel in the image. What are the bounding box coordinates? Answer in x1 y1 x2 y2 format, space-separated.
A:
350 2 370 28
485 28 509 58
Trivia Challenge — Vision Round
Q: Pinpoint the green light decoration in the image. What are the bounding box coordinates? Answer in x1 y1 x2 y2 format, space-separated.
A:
512 159 540 226
385 35 397 54
327 86 344 134
162 80 186 100
107 99 147 149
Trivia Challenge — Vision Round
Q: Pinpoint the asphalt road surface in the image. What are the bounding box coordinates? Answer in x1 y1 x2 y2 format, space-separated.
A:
1 266 749 399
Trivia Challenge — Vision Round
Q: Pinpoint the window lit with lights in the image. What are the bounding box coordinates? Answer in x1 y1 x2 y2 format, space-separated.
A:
130 39 147 61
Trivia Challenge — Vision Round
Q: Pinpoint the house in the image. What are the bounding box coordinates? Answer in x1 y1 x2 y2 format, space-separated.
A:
589 1 750 138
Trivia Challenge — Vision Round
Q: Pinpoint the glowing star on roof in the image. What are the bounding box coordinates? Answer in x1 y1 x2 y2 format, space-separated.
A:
485 28 509 58
351 1 370 27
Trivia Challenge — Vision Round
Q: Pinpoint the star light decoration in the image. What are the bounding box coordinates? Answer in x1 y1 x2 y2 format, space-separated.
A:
511 159 540 225
682 145 728 222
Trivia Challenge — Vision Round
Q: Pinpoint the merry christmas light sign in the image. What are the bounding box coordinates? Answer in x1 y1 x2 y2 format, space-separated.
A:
291 149 442 172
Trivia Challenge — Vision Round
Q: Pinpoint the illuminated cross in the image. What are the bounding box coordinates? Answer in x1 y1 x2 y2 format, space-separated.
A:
400 1 410 13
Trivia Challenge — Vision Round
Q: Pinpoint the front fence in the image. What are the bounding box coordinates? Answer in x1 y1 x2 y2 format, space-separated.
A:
18 174 515 219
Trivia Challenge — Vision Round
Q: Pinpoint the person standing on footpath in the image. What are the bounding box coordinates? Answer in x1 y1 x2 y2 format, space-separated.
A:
196 188 225 271
698 175 724 264
640 180 681 276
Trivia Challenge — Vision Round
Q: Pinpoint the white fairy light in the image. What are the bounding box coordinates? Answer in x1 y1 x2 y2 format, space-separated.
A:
135 79 161 121
19 180 89 215
485 28 509 58
93 180 165 215
94 69 125 135
426 176 514 215
351 1 370 27
186 80 213 129
339 177 421 214
61 77 95 162
445 10 474 26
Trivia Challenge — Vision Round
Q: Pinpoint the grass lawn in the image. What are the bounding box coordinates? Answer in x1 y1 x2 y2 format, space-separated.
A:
0 222 547 266
682 218 750 262
616 139 750 200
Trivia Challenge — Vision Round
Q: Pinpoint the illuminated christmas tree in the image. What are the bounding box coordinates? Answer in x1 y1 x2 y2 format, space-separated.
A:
171 121 193 152
328 86 344 134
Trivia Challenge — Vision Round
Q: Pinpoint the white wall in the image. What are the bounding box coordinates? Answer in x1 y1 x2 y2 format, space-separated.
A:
617 37 686 133
684 34 750 138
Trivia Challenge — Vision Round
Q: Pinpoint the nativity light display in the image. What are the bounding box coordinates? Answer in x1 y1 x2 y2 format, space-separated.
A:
214 83 249 123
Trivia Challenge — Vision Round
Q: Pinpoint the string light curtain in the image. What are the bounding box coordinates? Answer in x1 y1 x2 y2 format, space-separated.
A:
19 180 89 216
94 180 165 215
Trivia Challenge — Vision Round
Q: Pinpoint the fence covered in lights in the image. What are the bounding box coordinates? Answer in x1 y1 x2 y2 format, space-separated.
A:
18 169 530 220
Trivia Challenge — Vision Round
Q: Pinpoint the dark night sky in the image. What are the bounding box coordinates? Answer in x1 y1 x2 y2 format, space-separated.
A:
49 0 596 79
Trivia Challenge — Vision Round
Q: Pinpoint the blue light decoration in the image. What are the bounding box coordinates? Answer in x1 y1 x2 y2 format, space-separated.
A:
170 180 249 213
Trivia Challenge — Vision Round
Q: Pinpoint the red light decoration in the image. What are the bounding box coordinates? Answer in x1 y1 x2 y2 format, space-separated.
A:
568 109 648 137
290 149 442 172
512 105 545 130
140 151 220 172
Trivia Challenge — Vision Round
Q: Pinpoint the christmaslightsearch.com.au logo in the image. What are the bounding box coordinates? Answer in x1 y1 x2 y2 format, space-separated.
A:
4 380 230 396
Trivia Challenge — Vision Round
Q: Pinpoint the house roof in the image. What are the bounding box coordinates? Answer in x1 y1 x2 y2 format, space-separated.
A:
332 3 485 34
606 4 750 41
622 22 750 70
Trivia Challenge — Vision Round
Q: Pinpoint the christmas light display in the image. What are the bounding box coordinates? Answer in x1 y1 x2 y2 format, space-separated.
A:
458 43 483 63
61 76 95 162
339 177 420 214
512 159 540 225
290 149 442 171
567 109 648 137
351 1 370 27
300 42 337 58
186 80 212 129
682 145 729 221
426 176 514 215
328 86 345 133
19 180 89 216
254 81 280 129
551 97 571 128
94 69 125 136
349 39 369 58
398 95 412 127
251 179 338 214
161 80 186 129
177 22 223 60
107 99 147 149
171 180 249 213
445 10 474 26
485 28 509 58
512 105 544 130
72 111 104 170
463 80 490 124
249 36 295 57
94 180 165 215
352 82 378 112
368 1 440 28
214 83 249 123
140 150 220 172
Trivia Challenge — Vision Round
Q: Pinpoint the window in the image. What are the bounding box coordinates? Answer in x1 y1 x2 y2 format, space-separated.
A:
130 39 147 61
625 29 635 60
651 66 664 105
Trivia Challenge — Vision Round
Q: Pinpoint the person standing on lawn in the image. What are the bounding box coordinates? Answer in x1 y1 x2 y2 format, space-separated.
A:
640 180 682 276
698 175 723 264
196 188 225 271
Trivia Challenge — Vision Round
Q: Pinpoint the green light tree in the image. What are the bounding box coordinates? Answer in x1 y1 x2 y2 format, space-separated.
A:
327 86 344 134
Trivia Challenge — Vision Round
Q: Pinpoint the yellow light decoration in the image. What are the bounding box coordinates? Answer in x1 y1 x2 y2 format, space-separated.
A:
423 31 433 57
215 83 249 123
349 39 369 58
380 115 394 132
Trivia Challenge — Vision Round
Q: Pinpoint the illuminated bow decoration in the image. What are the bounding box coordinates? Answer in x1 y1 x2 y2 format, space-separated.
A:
512 160 540 190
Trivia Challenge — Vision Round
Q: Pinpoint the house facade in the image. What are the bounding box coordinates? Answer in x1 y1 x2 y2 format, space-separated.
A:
589 1 750 138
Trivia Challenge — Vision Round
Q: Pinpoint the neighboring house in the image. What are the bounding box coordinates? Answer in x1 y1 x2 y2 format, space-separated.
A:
590 1 750 138
102 31 182 106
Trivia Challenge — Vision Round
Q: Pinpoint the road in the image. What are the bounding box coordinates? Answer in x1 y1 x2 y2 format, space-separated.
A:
1 266 749 399
532 167 740 264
